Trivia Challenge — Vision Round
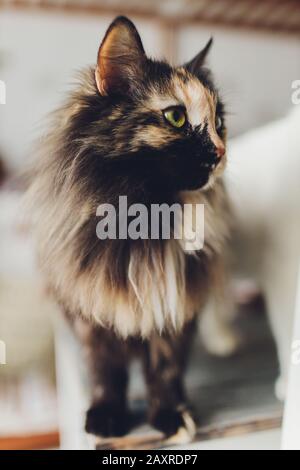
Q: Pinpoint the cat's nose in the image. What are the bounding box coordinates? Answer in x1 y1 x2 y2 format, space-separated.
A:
215 143 225 159
209 130 225 160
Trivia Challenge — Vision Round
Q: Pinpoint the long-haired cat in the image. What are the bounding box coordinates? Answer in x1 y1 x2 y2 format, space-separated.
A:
27 16 231 441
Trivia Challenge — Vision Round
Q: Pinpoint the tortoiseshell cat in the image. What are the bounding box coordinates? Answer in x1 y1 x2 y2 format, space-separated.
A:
27 17 231 442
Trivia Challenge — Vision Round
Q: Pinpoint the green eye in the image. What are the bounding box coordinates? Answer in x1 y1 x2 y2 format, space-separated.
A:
163 107 186 128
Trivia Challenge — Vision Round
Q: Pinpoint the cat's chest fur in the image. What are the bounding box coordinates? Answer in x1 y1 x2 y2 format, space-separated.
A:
43 183 229 338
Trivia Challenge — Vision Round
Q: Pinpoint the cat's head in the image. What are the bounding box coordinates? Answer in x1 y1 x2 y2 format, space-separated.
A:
69 16 226 194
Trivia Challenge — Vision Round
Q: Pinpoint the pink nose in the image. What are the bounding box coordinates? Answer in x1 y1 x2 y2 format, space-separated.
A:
216 144 225 159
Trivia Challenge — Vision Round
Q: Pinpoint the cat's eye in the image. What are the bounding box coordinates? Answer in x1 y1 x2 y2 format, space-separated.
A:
215 115 223 131
163 107 186 129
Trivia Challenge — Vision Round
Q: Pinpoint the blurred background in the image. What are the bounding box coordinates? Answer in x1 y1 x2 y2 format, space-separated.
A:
0 0 299 450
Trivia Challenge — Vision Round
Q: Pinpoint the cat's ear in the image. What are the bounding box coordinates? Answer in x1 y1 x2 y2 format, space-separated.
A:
95 16 146 96
184 38 213 75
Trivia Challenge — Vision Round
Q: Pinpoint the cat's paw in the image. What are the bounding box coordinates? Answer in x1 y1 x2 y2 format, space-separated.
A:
85 401 130 437
149 406 197 444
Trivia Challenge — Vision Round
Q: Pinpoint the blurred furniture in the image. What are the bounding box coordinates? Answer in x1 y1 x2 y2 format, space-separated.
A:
0 188 59 450
282 268 300 450
3 0 300 34
0 375 59 450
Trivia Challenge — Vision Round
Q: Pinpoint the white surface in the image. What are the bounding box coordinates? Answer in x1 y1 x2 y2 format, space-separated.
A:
282 267 300 450
55 320 90 450
226 108 300 400
167 429 281 451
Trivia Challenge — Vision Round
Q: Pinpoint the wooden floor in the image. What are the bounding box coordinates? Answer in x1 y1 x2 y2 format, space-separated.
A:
95 304 283 450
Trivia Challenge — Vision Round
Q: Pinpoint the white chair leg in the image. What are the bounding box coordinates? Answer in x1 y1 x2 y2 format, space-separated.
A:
54 318 91 449
282 266 300 450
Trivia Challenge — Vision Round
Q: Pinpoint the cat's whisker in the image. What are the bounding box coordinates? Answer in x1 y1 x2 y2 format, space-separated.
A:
25 15 230 442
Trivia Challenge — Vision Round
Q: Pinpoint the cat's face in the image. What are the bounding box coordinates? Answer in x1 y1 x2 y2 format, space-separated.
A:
71 16 226 194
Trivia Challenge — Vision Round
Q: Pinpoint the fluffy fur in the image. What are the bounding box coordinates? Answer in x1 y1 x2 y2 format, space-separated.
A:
27 17 230 440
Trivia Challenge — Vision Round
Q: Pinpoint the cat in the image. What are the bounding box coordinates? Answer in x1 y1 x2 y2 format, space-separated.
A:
26 16 232 442
207 106 300 401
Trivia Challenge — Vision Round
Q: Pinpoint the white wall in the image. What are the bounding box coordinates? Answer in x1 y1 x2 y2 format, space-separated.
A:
0 10 300 170
0 11 163 170
178 26 300 137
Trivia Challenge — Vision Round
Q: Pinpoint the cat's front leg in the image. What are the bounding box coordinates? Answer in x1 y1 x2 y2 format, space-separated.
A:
141 319 197 443
72 317 131 438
